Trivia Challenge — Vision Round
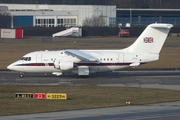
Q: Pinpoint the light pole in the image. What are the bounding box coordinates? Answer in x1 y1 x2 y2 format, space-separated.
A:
160 0 162 8
130 8 132 25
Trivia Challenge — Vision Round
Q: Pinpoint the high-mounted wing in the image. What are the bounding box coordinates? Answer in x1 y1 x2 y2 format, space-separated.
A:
65 49 99 62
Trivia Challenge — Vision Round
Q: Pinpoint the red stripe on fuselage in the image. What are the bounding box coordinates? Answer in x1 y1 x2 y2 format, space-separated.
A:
15 63 132 67
15 63 45 66
77 63 131 66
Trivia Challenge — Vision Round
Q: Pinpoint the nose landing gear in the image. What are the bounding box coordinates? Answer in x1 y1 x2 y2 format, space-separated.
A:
19 73 24 78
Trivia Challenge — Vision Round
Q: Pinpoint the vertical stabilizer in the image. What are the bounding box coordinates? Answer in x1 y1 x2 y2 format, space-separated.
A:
123 23 173 54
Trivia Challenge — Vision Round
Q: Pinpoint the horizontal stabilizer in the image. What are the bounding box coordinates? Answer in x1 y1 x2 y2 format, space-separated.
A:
150 23 173 29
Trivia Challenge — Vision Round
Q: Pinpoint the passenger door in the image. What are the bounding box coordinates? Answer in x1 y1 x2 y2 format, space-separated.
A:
36 54 42 63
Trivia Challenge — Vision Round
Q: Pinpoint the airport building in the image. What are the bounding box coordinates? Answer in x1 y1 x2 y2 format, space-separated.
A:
116 8 180 26
1 4 180 28
0 4 116 28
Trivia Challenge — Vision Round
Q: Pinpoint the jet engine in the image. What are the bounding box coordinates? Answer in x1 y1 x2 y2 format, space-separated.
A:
54 61 74 70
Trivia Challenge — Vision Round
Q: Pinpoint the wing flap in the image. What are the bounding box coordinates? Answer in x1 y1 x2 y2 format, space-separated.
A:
65 49 99 62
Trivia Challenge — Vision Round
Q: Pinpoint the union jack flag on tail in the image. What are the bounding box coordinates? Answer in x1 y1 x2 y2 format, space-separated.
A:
144 37 153 43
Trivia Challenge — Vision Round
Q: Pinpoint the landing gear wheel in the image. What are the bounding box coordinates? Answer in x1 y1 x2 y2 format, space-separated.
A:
19 73 24 78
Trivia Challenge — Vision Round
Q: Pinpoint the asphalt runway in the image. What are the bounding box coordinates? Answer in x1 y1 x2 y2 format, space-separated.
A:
1 70 180 120
1 102 180 120
0 70 180 90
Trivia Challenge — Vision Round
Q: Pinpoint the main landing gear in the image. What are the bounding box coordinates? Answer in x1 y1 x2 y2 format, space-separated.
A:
19 73 24 78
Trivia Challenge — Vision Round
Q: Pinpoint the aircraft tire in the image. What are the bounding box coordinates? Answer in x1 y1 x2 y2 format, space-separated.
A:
19 74 24 78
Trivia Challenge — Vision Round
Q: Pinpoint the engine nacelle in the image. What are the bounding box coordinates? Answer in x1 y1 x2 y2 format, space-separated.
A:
54 61 74 70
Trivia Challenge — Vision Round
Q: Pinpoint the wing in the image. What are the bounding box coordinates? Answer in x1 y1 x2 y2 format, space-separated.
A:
65 49 99 62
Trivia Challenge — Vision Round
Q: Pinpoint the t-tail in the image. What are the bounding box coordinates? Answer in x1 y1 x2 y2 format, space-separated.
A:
121 23 173 65
123 23 173 54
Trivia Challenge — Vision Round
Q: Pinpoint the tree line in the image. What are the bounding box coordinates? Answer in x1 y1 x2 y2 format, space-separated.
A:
0 0 180 9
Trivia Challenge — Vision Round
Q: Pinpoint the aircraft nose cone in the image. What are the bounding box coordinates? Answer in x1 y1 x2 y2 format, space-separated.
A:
7 64 13 70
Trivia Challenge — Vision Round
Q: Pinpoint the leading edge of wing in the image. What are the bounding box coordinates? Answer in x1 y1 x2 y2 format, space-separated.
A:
65 49 99 62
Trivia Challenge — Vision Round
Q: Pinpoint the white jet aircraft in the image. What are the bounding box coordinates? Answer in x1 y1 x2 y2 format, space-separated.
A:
7 23 173 78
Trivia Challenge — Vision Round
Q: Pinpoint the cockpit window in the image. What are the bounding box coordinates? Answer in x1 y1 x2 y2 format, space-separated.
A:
20 57 25 60
20 57 31 61
24 57 28 61
28 57 31 61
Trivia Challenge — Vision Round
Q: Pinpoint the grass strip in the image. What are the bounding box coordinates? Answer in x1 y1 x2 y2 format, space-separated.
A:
0 85 180 116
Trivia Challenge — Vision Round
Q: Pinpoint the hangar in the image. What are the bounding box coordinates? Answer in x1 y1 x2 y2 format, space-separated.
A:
0 4 116 28
1 3 180 28
116 8 180 25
